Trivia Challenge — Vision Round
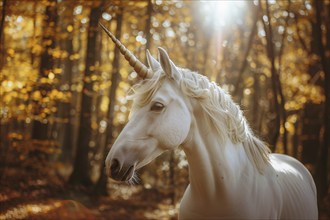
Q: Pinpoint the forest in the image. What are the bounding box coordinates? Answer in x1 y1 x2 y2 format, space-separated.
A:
0 0 329 219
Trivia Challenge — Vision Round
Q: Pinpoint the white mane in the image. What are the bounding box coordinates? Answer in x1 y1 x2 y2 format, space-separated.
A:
128 68 271 173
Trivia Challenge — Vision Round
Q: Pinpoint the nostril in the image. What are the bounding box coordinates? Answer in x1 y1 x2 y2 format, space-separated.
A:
110 159 120 177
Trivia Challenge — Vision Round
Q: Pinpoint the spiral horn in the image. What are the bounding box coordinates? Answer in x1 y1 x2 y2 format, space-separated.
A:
99 23 152 79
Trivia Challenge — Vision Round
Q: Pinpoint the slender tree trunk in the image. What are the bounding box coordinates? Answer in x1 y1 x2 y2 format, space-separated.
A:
259 0 281 148
30 0 37 66
69 2 104 186
95 9 124 195
169 151 176 206
144 0 153 60
252 73 260 127
314 0 330 200
233 3 258 99
0 0 7 71
31 0 57 140
276 0 291 154
297 0 324 166
0 0 6 42
0 0 8 170
58 1 75 164
70 14 83 168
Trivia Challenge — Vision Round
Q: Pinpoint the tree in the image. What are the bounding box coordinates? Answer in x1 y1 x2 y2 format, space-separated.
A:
0 0 7 71
57 0 75 164
233 2 259 100
95 7 124 194
0 0 8 167
313 0 330 200
144 0 153 62
31 0 58 140
258 0 288 149
69 1 106 186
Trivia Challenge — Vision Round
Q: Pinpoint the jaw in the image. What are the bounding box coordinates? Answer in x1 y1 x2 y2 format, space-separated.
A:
135 146 166 169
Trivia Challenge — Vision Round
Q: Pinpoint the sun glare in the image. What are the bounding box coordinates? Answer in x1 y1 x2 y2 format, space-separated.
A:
200 0 246 29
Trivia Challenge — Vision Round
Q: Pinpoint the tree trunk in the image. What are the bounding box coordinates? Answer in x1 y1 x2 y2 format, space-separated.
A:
276 0 291 154
95 9 124 195
0 0 8 170
252 73 260 128
58 1 75 164
30 0 38 66
69 3 104 186
169 151 176 206
314 0 330 200
233 3 258 100
144 0 153 61
259 0 281 148
0 0 7 71
31 0 58 140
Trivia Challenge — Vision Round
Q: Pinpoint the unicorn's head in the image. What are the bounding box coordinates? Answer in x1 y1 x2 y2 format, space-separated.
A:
106 48 192 182
100 24 192 182
101 23 270 183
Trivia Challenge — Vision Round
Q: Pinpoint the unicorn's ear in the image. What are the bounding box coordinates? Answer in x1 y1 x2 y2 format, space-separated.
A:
158 47 181 81
146 49 160 72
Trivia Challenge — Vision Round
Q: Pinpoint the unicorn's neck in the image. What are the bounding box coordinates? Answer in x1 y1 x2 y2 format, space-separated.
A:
182 110 252 202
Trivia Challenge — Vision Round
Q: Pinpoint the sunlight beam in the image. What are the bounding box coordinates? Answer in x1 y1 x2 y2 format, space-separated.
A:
200 0 246 29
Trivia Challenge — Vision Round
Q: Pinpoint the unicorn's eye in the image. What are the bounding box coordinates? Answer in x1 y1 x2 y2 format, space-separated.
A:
150 102 165 112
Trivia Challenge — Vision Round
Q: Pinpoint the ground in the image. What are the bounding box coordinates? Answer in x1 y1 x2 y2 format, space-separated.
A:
0 141 329 220
0 164 178 220
0 142 178 220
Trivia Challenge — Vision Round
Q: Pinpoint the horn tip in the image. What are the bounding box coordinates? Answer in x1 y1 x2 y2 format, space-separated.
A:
157 47 166 52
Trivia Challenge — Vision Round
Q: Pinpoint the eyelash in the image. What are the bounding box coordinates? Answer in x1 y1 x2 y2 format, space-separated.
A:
150 102 165 111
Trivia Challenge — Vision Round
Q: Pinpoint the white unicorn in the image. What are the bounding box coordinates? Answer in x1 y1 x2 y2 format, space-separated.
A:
100 23 318 219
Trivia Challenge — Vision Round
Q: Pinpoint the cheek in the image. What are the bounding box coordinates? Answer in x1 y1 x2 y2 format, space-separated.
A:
156 109 191 148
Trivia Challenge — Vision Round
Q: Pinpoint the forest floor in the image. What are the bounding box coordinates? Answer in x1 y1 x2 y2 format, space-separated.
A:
0 141 177 220
0 166 177 220
2 163 330 220
0 140 329 220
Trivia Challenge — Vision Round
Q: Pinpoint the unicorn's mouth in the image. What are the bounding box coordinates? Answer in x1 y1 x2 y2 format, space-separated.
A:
109 159 136 182
121 165 134 181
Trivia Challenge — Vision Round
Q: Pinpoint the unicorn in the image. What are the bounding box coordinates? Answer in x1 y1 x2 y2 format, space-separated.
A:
100 23 318 219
